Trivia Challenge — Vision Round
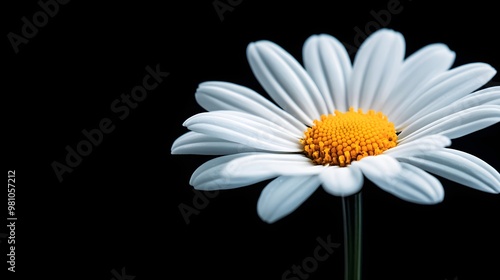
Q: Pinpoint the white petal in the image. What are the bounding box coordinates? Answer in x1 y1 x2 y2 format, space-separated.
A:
352 154 402 187
399 105 500 143
394 63 497 128
190 153 325 190
384 43 455 120
190 153 246 189
303 34 352 112
372 162 444 204
195 81 305 135
257 175 321 223
385 135 451 158
348 29 405 112
319 165 363 196
247 40 327 124
399 87 500 139
183 111 302 152
444 149 500 191
400 149 500 193
171 131 263 155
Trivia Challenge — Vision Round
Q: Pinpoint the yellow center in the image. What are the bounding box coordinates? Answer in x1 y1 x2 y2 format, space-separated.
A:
301 107 397 167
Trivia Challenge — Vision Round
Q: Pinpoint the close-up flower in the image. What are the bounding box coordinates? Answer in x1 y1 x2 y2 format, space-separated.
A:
8 0 500 278
172 28 500 225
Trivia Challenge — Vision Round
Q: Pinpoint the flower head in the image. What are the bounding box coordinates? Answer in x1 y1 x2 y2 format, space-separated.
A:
172 29 500 223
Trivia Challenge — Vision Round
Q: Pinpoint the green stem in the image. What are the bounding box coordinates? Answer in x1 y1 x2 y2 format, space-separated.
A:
342 192 362 280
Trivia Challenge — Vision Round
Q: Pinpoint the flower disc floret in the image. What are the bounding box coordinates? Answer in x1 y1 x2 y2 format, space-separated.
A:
301 107 398 166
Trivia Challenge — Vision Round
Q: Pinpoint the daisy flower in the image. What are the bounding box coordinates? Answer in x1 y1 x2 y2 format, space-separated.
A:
172 28 500 224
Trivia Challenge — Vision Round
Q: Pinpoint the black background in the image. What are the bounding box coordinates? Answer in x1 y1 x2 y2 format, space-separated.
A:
4 1 500 280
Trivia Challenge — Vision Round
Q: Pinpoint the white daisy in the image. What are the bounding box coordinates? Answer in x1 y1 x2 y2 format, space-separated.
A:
172 28 500 224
